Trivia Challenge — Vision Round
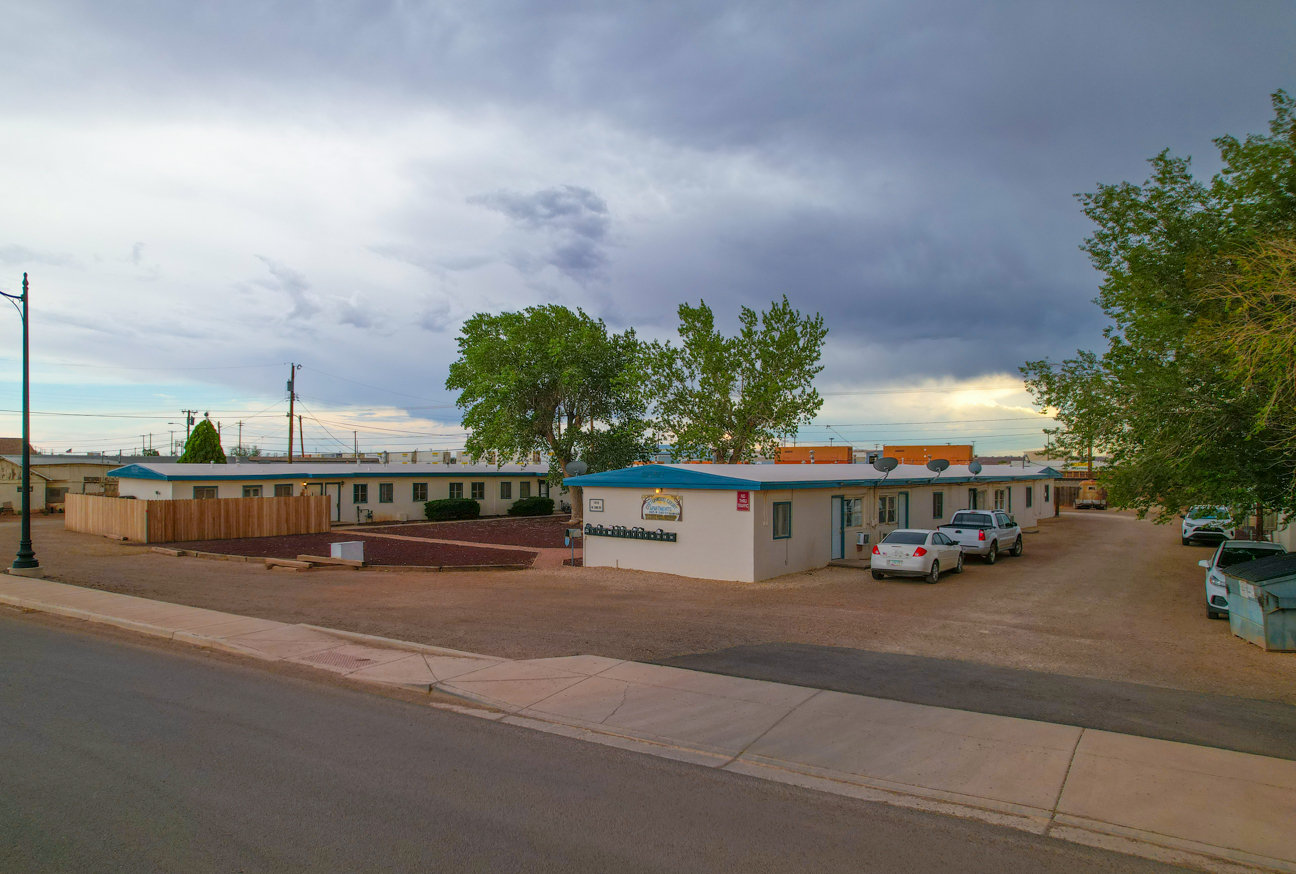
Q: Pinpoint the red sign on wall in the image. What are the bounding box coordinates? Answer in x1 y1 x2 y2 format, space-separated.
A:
736 490 750 511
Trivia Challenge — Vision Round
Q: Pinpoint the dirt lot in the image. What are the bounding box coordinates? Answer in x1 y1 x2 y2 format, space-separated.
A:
6 511 1296 705
159 532 536 567
381 515 572 548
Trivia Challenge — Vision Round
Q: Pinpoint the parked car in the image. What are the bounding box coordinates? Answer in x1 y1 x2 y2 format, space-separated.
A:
1181 506 1235 545
1075 479 1107 510
1198 539 1286 619
938 510 1022 564
870 529 964 583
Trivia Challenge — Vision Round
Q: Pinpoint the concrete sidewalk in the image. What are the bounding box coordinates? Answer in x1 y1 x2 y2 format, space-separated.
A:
3 574 1294 874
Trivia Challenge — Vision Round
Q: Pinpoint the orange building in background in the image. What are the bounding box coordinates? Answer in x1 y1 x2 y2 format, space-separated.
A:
882 444 974 465
775 445 853 464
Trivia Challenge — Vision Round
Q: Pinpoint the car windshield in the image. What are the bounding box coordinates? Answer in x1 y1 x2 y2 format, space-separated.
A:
1190 506 1227 520
883 531 928 545
1218 547 1283 569
949 513 992 528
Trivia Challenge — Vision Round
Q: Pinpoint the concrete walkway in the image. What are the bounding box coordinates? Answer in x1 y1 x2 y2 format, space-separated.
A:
3 574 1294 874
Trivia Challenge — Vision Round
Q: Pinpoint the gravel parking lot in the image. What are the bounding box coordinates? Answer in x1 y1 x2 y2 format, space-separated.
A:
5 510 1295 705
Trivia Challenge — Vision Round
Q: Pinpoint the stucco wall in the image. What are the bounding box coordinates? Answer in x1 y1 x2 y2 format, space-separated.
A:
116 471 549 523
752 488 833 581
582 487 755 582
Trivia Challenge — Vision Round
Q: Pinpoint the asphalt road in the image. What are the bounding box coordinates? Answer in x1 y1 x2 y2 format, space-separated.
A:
659 643 1296 760
0 611 1186 874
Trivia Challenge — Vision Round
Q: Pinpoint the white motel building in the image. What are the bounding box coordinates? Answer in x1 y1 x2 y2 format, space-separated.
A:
110 461 552 523
566 462 1064 582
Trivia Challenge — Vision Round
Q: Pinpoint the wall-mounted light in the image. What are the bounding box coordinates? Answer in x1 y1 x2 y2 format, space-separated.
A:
655 488 661 494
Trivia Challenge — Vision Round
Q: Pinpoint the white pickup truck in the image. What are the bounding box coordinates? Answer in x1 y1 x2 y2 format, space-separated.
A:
937 510 1023 564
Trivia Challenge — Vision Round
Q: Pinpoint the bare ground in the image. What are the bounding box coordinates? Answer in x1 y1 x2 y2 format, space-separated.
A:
159 532 536 567
5 511 1295 704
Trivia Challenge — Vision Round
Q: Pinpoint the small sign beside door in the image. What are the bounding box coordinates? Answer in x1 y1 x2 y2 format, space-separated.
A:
736 491 750 511
588 498 604 512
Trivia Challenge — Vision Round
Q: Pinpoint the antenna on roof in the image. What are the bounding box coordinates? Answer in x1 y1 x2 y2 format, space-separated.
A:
872 456 899 480
926 458 949 479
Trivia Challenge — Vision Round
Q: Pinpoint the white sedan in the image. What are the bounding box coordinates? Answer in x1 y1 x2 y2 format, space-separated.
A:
871 529 964 583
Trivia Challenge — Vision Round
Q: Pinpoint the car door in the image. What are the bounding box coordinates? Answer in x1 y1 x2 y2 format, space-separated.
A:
994 512 1012 542
934 532 959 565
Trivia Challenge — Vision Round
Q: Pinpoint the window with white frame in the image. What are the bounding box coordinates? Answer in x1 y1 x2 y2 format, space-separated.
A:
353 483 368 504
378 483 394 503
994 489 1006 510
412 482 428 502
879 495 897 525
843 498 862 527
449 482 463 499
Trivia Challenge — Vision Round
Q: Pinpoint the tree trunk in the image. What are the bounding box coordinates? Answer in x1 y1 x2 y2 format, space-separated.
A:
569 484 583 527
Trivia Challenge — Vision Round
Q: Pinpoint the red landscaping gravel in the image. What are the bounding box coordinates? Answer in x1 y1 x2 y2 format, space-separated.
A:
160 532 536 567
383 515 574 549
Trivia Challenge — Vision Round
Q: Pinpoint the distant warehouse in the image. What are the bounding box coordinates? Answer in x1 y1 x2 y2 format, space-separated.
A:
565 462 1062 583
109 461 551 523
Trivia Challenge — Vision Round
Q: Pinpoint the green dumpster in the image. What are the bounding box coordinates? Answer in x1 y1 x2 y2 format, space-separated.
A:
1225 553 1296 652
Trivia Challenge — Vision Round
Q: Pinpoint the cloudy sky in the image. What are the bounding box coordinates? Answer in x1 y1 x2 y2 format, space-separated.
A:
1 1 1293 456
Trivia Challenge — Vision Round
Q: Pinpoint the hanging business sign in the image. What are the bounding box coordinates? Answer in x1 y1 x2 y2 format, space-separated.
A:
736 491 750 511
641 493 683 521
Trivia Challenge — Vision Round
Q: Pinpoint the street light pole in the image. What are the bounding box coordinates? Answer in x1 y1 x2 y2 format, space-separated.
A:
3 273 41 576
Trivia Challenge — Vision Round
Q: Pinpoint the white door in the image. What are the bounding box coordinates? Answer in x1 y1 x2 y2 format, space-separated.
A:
830 496 844 560
324 482 342 522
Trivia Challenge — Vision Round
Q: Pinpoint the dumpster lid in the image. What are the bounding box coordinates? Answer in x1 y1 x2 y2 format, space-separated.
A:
1228 552 1296 584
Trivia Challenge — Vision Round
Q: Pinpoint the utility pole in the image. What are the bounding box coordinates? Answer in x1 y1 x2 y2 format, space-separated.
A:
298 414 304 458
237 421 243 455
3 273 40 575
354 431 358 459
286 363 300 463
180 409 198 444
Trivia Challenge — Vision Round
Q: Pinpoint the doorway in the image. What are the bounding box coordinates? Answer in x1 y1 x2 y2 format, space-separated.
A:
324 482 343 522
830 496 844 560
897 492 909 528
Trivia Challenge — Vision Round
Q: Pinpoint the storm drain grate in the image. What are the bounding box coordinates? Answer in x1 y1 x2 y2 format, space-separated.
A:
301 650 376 670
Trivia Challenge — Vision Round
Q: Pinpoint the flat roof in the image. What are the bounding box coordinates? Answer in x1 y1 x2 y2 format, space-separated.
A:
565 462 1062 491
109 462 550 482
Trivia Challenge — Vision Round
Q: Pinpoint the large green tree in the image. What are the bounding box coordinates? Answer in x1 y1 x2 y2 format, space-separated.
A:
1022 90 1296 525
177 419 227 464
446 305 650 524
647 296 827 463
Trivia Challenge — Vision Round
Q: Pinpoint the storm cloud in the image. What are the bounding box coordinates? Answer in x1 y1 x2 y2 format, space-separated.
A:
0 1 1293 450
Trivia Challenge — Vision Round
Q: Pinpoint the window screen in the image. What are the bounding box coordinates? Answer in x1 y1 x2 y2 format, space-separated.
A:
772 502 792 539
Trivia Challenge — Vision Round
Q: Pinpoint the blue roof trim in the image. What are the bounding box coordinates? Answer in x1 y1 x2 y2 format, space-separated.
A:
565 464 1065 491
108 465 547 482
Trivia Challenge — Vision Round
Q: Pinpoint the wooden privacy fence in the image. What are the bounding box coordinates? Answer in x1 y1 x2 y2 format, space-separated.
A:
65 493 331 543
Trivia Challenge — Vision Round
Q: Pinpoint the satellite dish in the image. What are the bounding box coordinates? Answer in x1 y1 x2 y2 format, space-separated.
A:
926 459 950 474
968 461 982 476
564 460 588 477
872 456 899 473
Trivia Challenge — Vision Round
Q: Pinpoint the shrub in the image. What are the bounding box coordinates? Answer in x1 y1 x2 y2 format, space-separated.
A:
424 498 480 521
507 496 555 517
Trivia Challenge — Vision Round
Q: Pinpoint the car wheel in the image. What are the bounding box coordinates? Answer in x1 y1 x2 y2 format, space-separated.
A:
984 542 997 564
927 560 940 584
871 570 885 580
1011 536 1023 557
953 552 964 574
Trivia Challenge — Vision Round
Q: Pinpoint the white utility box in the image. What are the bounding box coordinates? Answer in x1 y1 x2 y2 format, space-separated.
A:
331 541 365 562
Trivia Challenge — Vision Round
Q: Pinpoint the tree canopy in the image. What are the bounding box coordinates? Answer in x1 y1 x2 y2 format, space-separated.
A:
445 305 650 522
177 419 227 464
1022 90 1296 521
646 296 826 463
